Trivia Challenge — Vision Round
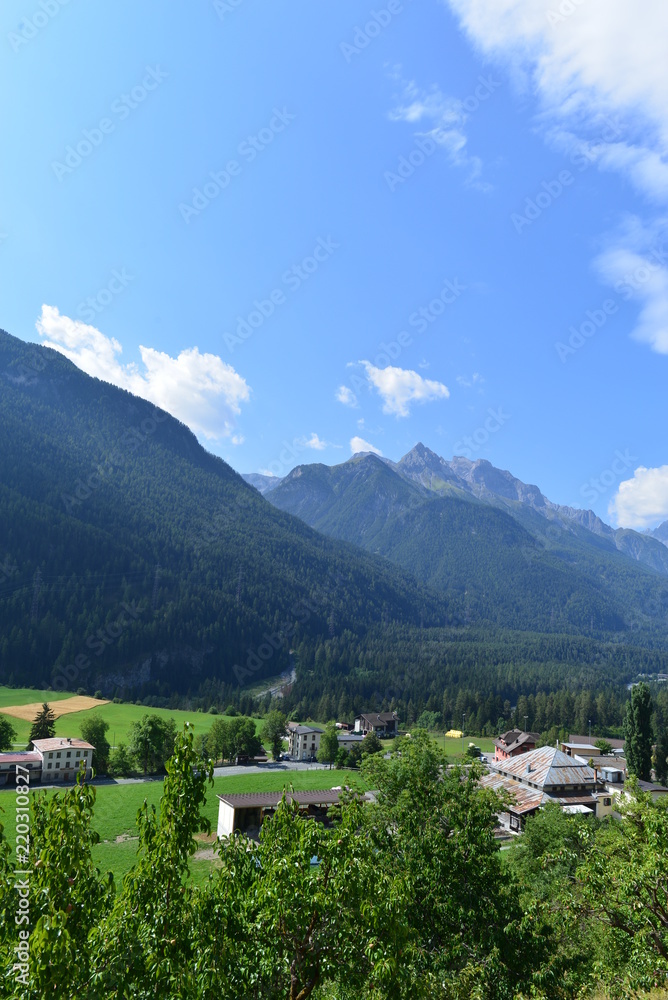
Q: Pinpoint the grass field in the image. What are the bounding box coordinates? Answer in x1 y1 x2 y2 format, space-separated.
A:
0 686 264 747
0 767 368 885
1 694 110 721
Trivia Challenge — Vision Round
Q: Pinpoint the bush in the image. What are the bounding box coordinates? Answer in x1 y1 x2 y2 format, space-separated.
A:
77 687 87 696
224 705 238 717
208 706 218 715
94 690 103 700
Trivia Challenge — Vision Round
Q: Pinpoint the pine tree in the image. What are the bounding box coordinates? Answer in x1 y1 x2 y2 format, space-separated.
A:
29 702 56 745
624 683 653 782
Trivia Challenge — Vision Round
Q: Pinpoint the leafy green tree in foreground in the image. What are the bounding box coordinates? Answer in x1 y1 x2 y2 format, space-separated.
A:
570 785 668 997
28 702 55 745
624 682 653 781
0 714 16 752
262 709 287 761
79 716 111 773
594 738 613 756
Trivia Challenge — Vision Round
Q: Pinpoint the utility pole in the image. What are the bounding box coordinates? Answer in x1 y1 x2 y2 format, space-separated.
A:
588 719 592 742
524 714 528 733
462 714 465 756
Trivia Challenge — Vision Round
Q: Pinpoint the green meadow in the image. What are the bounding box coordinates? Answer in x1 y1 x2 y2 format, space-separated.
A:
0 685 264 747
0 767 368 885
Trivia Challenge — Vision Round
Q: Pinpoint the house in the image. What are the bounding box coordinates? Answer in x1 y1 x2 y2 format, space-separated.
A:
0 737 95 785
493 729 540 762
336 733 365 753
31 737 94 782
481 745 599 832
0 751 42 787
287 725 323 761
354 712 399 737
569 733 626 751
217 788 368 838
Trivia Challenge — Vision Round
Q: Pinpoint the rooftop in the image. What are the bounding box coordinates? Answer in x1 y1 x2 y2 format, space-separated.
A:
0 751 42 765
218 789 354 809
31 738 94 753
291 726 323 736
494 730 540 754
491 746 596 789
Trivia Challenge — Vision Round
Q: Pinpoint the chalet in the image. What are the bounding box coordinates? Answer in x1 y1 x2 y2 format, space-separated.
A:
31 737 94 782
0 737 94 785
354 712 399 737
287 725 323 761
481 745 599 832
493 729 540 762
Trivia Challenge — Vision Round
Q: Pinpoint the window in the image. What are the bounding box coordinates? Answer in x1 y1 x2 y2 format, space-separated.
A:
47 763 52 769
603 797 611 806
55 762 60 769
76 751 80 758
56 752 61 759
66 751 71 758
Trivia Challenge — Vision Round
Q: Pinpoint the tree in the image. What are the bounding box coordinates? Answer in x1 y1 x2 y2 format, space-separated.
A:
127 714 177 775
79 716 110 774
263 710 287 761
0 715 16 752
624 682 654 781
228 716 262 760
107 742 134 777
594 738 613 756
361 731 382 757
654 724 668 786
317 723 339 768
572 785 668 995
29 702 56 745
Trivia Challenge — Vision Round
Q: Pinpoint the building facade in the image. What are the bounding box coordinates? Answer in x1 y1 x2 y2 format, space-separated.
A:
287 725 323 761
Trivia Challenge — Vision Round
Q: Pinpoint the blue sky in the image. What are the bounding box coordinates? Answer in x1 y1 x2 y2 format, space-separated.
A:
1 0 667 528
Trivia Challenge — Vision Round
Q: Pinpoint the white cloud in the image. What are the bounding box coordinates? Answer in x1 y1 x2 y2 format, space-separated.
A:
231 434 245 446
336 385 358 407
609 465 668 528
360 361 450 417
389 78 488 188
350 436 383 457
457 371 485 388
302 433 329 450
595 217 668 353
444 0 668 350
36 305 250 442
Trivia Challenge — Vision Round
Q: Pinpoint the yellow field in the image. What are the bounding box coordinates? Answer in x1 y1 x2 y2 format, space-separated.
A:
1 695 110 722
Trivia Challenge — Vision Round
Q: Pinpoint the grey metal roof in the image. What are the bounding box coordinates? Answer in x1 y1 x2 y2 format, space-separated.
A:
479 772 546 814
217 789 347 809
291 726 323 736
491 746 596 788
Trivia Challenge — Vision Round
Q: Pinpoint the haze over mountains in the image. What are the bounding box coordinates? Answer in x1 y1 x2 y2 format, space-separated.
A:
2 325 668 717
245 445 668 633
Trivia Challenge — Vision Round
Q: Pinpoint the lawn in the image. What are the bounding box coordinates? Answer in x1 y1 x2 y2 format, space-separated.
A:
0 767 368 885
0 685 264 748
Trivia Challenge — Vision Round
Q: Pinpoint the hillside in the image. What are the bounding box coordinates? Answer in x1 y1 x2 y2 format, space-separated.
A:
0 330 446 698
263 448 668 635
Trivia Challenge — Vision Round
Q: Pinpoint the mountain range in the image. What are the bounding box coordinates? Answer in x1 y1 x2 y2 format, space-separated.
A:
245 445 668 634
2 324 668 722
